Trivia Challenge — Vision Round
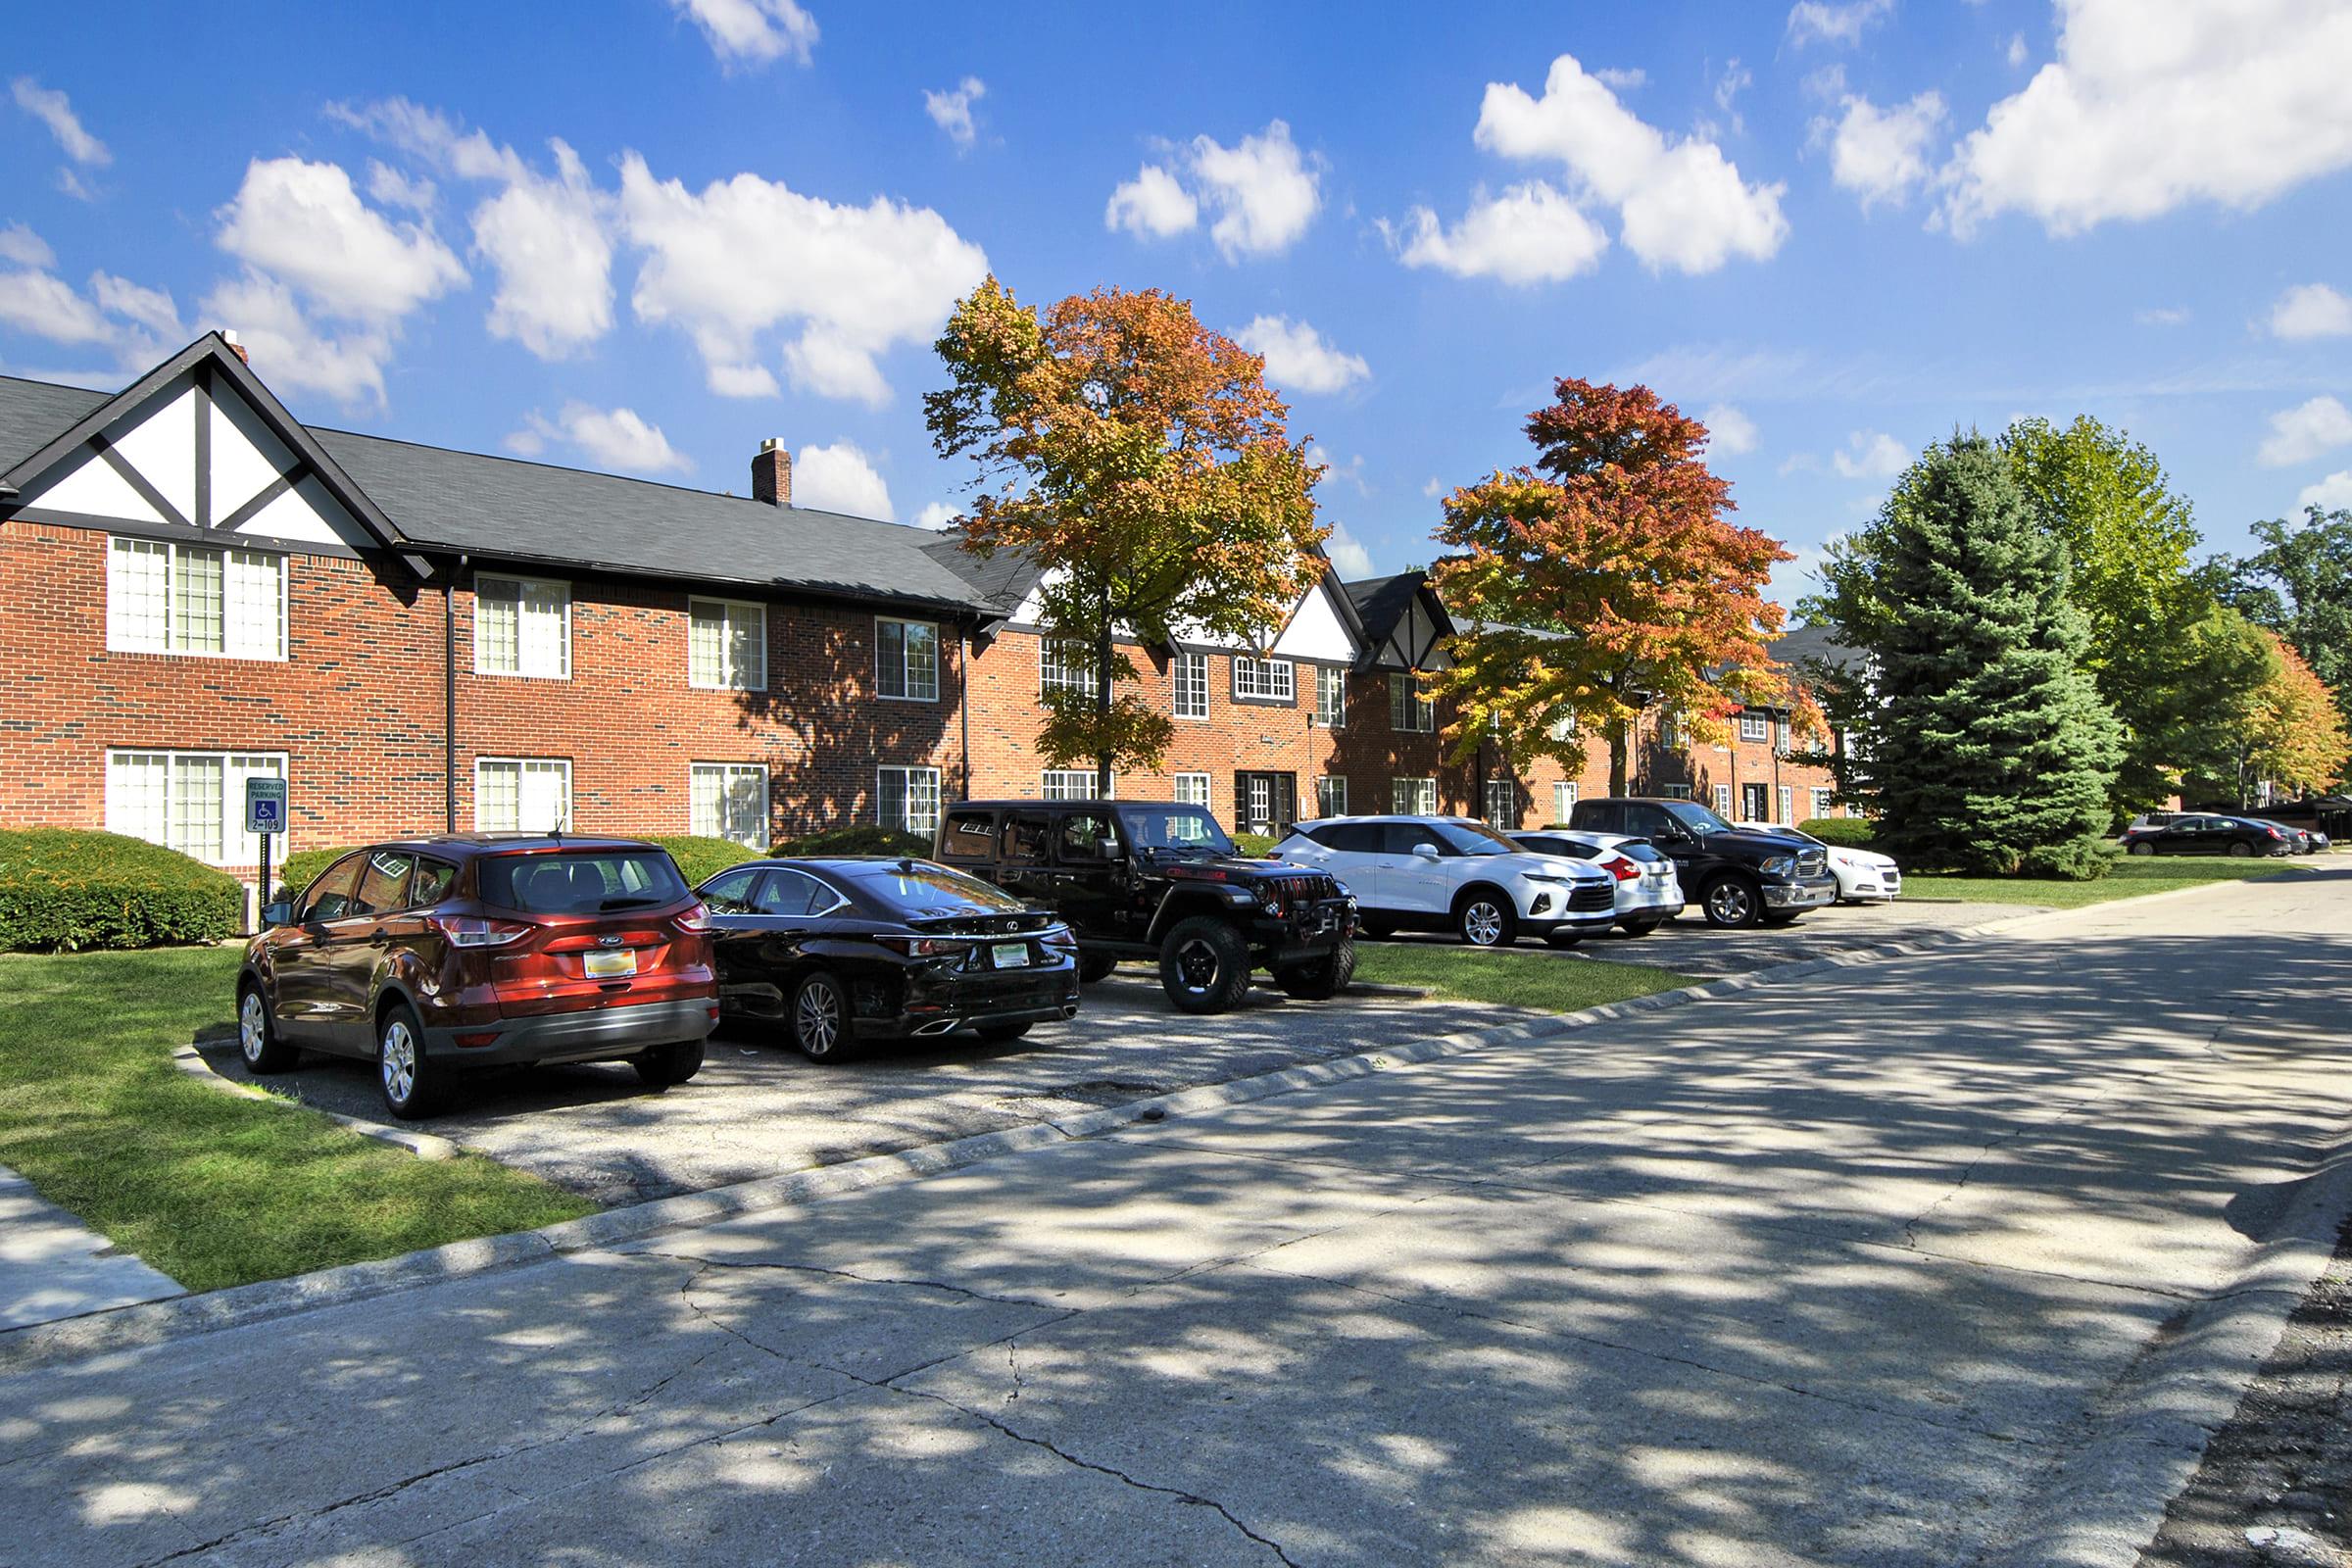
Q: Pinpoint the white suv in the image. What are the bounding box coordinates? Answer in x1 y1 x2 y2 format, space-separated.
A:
1275 816 1619 947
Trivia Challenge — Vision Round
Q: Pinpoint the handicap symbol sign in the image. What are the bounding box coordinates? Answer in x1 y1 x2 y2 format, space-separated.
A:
245 777 288 837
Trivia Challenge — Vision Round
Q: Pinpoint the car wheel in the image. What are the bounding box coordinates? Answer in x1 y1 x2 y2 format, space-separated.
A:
2128 840 2156 856
789 972 856 1062
1275 939 1355 1000
1357 916 1396 940
1760 910 1804 927
1617 918 1662 938
376 1001 444 1120
2228 841 2253 858
632 1037 705 1087
236 982 299 1074
1077 952 1118 984
1700 876 1763 929
1455 887 1519 947
976 1021 1032 1044
1159 916 1251 1014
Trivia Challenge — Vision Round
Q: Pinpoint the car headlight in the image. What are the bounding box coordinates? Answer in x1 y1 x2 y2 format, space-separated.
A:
1760 856 1794 878
1521 872 1571 885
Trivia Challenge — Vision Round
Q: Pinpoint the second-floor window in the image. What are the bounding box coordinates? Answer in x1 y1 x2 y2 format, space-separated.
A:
1173 651 1208 719
690 598 766 690
1233 655 1295 704
1390 673 1435 733
476 574 569 679
107 538 284 660
1041 639 1100 700
1314 665 1346 727
1042 767 1107 800
877 618 940 702
1739 712 1770 744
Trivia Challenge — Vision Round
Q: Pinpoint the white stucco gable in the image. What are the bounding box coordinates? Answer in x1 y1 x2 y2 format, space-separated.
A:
1269 576 1356 662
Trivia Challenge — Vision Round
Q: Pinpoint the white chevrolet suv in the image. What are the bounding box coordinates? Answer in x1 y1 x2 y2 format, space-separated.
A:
1274 816 1619 947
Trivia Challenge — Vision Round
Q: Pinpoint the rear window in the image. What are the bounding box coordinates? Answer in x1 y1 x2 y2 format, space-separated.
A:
481 851 690 914
831 860 1028 914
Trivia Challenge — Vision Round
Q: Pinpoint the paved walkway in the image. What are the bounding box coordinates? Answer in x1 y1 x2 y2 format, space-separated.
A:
6 870 2349 1566
0 1167 179 1332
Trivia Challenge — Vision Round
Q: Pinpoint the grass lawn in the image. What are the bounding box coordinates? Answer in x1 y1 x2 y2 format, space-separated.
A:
0 946 596 1295
1902 855 2323 908
1353 943 1699 1012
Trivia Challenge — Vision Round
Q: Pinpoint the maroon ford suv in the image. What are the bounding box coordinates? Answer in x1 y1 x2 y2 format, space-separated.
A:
236 835 718 1118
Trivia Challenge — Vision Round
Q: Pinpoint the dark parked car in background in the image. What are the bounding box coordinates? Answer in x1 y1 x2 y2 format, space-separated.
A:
237 836 718 1118
1567 797 1838 928
698 857 1079 1061
2119 814 2295 858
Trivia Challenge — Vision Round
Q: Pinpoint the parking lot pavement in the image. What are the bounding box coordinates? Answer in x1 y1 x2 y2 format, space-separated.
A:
1381 896 2052 979
196 974 1542 1206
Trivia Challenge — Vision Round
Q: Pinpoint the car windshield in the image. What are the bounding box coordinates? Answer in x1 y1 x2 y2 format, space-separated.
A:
830 860 1028 914
481 851 689 913
1663 801 1736 835
1121 806 1236 857
1433 820 1516 856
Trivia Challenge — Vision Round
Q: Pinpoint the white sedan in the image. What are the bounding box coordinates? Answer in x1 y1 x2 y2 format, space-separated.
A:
1818 841 1901 903
1275 815 1620 947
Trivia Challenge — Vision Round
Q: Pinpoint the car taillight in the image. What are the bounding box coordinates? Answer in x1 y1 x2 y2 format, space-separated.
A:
430 914 535 948
874 934 972 957
2265 827 2283 838
1603 856 1642 882
674 902 712 932
1040 925 1077 950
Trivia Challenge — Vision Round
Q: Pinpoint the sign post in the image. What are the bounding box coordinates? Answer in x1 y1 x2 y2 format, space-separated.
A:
244 776 287 926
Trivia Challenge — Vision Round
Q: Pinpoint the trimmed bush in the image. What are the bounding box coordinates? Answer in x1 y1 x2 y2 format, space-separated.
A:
647 835 763 886
1796 816 1880 851
2017 839 2116 881
1232 832 1278 858
0 828 244 952
273 845 358 904
773 825 931 859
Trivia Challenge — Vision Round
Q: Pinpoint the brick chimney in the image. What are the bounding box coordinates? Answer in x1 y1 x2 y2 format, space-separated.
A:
752 438 792 506
221 329 249 367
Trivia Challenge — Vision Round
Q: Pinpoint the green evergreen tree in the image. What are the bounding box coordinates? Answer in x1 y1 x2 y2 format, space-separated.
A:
1868 434 2122 878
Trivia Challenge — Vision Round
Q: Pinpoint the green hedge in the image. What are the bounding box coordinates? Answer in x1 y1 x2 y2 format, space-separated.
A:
272 845 356 903
1232 832 1279 858
1796 816 1880 851
646 835 763 885
772 825 931 859
0 828 244 952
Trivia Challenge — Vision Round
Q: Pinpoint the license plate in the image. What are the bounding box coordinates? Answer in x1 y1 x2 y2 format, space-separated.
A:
991 942 1030 969
584 949 638 978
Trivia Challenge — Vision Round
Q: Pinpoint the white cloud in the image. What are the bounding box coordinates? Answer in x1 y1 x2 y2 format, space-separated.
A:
1235 315 1369 395
1711 59 1753 137
2134 305 2189 326
367 161 437 214
0 269 115 347
215 157 466 322
792 440 894 518
1832 430 1910 479
514 402 691 475
1787 0 1894 48
2006 31 2030 68
0 223 55 270
1393 180 1610 285
1105 165 1199 238
670 0 817 66
1471 54 1788 274
1939 0 2352 237
1323 521 1374 579
1704 404 1759 455
618 152 988 405
198 272 397 407
1422 476 1446 498
0 238 181 370
89 274 182 340
1767 537 1843 608
11 77 110 168
1822 90 1947 209
1592 67 1647 90
1306 444 1371 499
924 77 985 151
2298 469 2352 511
2258 396 2352 467
914 501 959 530
2269 282 2352 340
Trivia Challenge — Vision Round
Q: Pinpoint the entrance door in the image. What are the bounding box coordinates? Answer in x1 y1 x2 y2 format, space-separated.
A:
1234 772 1298 837
1740 783 1770 822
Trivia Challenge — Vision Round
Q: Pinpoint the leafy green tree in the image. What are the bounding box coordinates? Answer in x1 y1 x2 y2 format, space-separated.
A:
2223 506 2352 727
1857 434 2121 877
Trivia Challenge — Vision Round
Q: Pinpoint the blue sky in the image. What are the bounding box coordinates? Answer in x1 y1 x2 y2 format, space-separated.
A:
7 0 2350 609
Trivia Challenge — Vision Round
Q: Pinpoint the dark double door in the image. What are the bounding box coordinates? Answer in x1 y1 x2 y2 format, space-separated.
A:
1234 772 1298 837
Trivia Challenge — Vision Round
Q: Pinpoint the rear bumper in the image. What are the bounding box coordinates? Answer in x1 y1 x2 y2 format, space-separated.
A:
854 967 1080 1040
423 996 716 1066
1617 898 1686 923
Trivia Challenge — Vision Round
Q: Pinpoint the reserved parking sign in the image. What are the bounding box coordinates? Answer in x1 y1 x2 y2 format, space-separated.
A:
245 775 287 837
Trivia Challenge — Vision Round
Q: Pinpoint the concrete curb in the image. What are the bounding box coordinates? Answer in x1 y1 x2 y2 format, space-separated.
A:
171 1042 461 1161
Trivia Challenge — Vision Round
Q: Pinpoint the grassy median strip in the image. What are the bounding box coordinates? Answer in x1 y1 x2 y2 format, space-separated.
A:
1902 857 2323 909
1352 944 1698 1012
0 946 597 1295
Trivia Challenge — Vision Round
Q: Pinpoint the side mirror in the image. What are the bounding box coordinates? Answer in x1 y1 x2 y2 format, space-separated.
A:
261 901 293 928
1411 842 1441 860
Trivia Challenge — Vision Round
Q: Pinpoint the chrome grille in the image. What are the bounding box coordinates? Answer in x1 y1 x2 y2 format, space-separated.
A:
1796 849 1828 876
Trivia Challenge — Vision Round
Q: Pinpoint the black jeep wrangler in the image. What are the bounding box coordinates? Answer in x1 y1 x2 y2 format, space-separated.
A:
1569 796 1838 928
934 799 1357 1014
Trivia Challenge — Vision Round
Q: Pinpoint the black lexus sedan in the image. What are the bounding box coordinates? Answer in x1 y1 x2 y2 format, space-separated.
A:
696 857 1080 1061
2118 814 2296 858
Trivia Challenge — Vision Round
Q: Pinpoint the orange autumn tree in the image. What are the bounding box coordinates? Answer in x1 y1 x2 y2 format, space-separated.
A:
926 276 1325 793
1431 377 1800 795
2243 630 2350 797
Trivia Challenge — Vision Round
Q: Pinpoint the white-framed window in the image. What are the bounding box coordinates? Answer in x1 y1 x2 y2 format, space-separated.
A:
878 765 943 836
1552 781 1579 824
1314 665 1347 728
1484 778 1516 830
1316 775 1348 816
1712 784 1733 815
1232 655 1295 703
1390 673 1434 732
1659 711 1684 749
1663 783 1694 801
106 749 286 865
689 598 767 691
474 757 571 833
692 762 769 847
1775 717 1792 752
1392 777 1438 814
1739 712 1770 744
1547 710 1579 741
1042 768 1109 801
1041 639 1100 700
1811 787 1835 820
1778 785 1794 825
1173 772 1212 808
1173 651 1209 720
877 618 940 703
106 537 284 660
475 575 570 679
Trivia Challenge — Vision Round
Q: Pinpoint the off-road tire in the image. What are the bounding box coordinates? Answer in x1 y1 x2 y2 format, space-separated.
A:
1159 916 1252 1015
1274 939 1355 1001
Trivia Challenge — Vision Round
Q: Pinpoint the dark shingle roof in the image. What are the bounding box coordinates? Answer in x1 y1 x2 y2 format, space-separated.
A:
1343 573 1424 643
0 375 106 469
920 531 1041 613
1769 621 1861 672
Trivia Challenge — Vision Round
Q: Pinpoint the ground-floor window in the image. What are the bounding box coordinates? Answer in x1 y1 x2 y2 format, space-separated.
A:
1393 777 1438 814
877 765 943 837
1315 775 1348 817
1812 787 1834 820
1483 777 1516 830
1777 785 1794 826
1740 782 1770 821
1172 772 1211 809
106 749 287 865
1552 781 1579 825
1658 782 1690 803
692 762 769 847
475 758 571 834
1042 768 1107 801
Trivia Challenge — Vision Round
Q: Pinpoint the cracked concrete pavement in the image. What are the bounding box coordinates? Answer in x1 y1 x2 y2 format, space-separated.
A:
7 868 2349 1566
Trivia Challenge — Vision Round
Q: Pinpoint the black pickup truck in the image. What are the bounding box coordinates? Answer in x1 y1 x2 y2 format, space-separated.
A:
1568 796 1838 928
933 799 1358 1014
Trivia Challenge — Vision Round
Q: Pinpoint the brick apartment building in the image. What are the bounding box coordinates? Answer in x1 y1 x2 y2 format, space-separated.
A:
0 333 1838 886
